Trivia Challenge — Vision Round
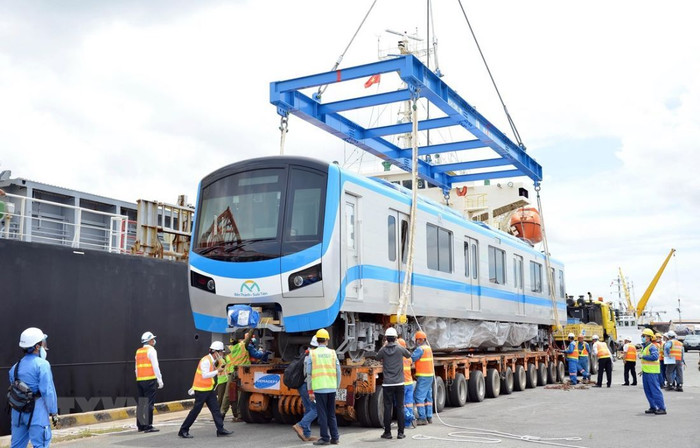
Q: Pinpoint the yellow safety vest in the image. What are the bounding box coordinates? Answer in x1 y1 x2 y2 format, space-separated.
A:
640 344 660 374
594 341 610 359
226 342 251 373
670 340 683 361
415 345 434 377
192 355 216 391
135 347 156 381
310 346 338 391
578 342 589 357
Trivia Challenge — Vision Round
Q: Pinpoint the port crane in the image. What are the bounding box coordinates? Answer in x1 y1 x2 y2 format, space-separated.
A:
636 249 676 319
618 267 635 314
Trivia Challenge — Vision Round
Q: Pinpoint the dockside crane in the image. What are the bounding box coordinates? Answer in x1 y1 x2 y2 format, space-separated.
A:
618 267 635 315
636 249 676 319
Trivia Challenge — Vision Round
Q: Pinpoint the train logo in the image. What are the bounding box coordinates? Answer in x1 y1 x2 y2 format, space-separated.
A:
235 280 267 298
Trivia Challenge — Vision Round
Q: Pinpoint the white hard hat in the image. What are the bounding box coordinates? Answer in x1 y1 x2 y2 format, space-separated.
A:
310 336 319 347
19 327 47 349
667 330 676 338
567 333 575 338
385 327 398 338
210 341 225 351
141 331 156 343
592 334 599 340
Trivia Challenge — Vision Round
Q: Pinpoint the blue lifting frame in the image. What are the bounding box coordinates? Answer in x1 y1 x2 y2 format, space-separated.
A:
270 55 542 192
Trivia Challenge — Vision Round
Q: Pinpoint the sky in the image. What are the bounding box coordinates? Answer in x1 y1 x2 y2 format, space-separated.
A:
1 1 698 320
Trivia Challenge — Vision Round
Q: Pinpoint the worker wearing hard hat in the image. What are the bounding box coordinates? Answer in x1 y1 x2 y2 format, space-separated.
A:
562 333 579 385
621 337 637 386
397 338 415 429
375 327 412 440
639 328 666 414
135 331 163 433
220 329 267 422
306 328 340 446
576 334 592 384
8 327 58 448
178 341 233 438
411 330 434 425
663 331 684 392
591 335 612 388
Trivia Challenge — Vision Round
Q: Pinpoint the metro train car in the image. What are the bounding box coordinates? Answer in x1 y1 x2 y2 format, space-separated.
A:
188 156 567 359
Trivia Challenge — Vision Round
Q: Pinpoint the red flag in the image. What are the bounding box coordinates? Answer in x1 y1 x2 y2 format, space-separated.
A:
364 74 381 88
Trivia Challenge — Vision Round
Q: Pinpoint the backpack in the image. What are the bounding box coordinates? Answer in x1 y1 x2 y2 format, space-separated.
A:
7 358 40 426
283 353 306 389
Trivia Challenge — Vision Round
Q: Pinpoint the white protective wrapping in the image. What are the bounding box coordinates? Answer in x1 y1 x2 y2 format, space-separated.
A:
419 317 538 350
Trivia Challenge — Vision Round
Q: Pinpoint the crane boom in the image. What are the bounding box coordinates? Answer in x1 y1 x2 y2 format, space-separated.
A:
635 249 676 318
618 267 635 313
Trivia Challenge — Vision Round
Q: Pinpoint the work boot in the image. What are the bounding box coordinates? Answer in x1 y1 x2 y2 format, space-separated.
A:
644 408 656 414
397 433 406 439
427 418 433 424
665 385 674 391
313 440 330 446
676 385 683 392
217 429 233 437
178 430 193 438
410 420 416 429
330 439 339 445
381 432 393 439
143 428 160 433
416 419 428 426
655 409 667 415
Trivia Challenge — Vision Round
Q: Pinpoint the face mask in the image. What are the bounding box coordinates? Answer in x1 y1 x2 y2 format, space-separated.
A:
40 346 47 360
152 339 157 347
641 337 647 344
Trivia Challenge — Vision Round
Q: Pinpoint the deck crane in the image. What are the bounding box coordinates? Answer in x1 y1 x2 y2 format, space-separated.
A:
635 249 676 319
618 267 635 314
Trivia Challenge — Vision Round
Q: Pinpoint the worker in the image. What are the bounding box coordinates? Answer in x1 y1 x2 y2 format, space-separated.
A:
375 327 412 440
178 341 233 438
639 328 666 414
665 331 684 392
306 328 340 446
8 327 58 448
220 329 267 422
292 336 319 442
398 338 415 429
576 334 591 384
411 330 434 425
562 333 579 385
655 332 666 388
591 334 612 388
621 337 637 386
135 331 163 433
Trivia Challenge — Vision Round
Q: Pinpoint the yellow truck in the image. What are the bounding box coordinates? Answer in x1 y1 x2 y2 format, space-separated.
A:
554 294 618 356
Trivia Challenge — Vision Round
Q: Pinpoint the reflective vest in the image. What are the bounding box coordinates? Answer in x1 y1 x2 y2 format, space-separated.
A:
670 340 683 361
624 344 637 362
640 344 660 374
403 358 413 385
594 341 610 359
415 345 434 377
657 342 664 361
226 342 251 373
192 354 216 391
310 346 338 391
135 346 156 381
565 342 579 360
216 357 228 385
578 342 589 357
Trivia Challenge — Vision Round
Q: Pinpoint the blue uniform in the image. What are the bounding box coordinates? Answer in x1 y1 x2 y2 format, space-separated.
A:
411 346 433 420
563 341 578 384
640 342 665 412
9 353 58 448
577 342 591 380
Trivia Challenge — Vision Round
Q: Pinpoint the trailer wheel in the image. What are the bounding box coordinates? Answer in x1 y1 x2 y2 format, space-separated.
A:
536 363 547 386
433 377 446 413
556 360 566 383
500 367 514 395
526 363 538 388
448 373 467 407
546 363 556 384
485 368 500 399
368 386 384 428
513 365 526 392
355 394 372 427
467 370 485 402
239 391 253 423
271 399 284 424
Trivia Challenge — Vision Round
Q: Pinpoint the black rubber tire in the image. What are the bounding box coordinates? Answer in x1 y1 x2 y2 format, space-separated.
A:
368 386 384 428
271 399 284 424
536 363 547 386
337 415 353 427
239 391 253 423
467 370 486 402
513 365 526 392
556 360 566 383
547 363 556 384
448 373 468 407
526 363 537 388
356 394 372 427
433 377 446 413
485 368 501 399
500 367 514 395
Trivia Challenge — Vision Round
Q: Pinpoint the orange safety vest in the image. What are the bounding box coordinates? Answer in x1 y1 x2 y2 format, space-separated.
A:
403 358 413 385
594 341 611 359
191 354 216 391
578 342 589 357
670 340 683 361
624 344 637 362
415 345 434 377
135 347 156 381
658 342 664 361
566 342 579 360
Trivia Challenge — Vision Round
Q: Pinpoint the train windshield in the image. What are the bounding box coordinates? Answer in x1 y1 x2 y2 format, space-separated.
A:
193 166 327 261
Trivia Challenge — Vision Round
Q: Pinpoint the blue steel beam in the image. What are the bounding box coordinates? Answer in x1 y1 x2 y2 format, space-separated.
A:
432 158 513 173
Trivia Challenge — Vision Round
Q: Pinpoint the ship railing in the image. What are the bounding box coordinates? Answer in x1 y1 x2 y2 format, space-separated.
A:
0 192 130 253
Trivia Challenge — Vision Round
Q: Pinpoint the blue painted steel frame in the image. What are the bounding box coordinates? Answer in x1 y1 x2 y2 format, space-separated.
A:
270 55 542 190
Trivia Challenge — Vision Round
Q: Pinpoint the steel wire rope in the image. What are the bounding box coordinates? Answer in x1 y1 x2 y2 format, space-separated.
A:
456 0 525 150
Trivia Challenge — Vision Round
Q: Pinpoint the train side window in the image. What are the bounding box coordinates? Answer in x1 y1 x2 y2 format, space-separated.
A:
471 243 478 280
388 216 396 262
427 223 452 273
513 255 523 288
488 246 506 285
558 269 566 298
400 220 409 263
530 261 543 292
464 242 469 277
346 202 355 250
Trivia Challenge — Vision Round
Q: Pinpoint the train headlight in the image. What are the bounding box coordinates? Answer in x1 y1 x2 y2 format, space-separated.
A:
191 271 216 294
288 263 322 291
206 279 216 291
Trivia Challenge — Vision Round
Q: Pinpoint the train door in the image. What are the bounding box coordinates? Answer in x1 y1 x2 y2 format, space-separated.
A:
514 254 525 314
464 237 480 310
396 212 410 305
344 194 360 301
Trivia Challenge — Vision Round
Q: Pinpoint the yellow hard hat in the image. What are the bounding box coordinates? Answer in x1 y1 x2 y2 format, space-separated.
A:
315 328 330 339
641 328 655 337
655 332 663 339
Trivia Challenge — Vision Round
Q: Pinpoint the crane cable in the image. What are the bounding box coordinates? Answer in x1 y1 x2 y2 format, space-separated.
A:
456 0 525 149
534 184 562 333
